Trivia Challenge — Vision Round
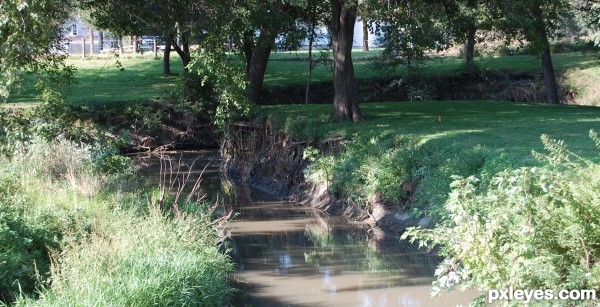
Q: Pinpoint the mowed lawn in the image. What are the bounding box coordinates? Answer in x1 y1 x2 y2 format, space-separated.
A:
8 51 600 104
265 100 600 164
9 55 184 104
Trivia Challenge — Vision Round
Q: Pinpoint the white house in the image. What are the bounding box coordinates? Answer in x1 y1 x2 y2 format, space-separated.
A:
296 19 381 50
62 15 120 55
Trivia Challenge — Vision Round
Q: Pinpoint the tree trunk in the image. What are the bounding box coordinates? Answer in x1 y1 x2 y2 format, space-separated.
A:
330 0 362 122
99 31 104 51
534 11 559 104
89 28 94 55
248 29 275 104
163 36 171 76
362 19 369 51
133 35 138 53
242 30 255 73
171 38 190 73
306 0 317 104
305 21 315 104
465 24 476 66
541 46 559 104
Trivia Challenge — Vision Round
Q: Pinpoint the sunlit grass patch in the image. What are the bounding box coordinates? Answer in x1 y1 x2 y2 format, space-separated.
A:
264 100 600 216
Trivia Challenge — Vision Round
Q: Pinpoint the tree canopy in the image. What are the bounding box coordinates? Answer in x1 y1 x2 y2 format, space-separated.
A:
0 0 73 101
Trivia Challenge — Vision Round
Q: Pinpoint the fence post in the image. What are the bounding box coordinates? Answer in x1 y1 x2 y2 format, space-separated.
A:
153 37 158 58
82 38 86 58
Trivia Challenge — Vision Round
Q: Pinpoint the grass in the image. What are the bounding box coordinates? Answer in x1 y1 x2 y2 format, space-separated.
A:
264 101 600 215
10 55 184 104
8 51 600 104
0 137 235 306
267 101 600 160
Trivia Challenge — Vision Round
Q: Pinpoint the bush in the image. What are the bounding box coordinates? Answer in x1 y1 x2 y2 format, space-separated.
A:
305 135 422 207
0 204 60 304
403 131 600 306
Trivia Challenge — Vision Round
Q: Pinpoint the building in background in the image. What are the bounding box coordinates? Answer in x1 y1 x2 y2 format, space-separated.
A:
62 15 121 55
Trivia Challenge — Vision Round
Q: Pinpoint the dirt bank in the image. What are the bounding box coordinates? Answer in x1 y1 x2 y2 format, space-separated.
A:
222 120 432 234
260 71 546 104
43 100 220 152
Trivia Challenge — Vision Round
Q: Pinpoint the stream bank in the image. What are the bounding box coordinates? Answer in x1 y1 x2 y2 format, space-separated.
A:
132 149 477 306
222 120 431 234
260 71 548 104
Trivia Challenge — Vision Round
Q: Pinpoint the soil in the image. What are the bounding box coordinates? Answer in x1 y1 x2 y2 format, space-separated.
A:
56 100 221 152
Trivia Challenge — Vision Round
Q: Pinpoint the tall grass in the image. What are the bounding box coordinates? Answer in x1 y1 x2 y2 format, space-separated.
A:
0 137 234 306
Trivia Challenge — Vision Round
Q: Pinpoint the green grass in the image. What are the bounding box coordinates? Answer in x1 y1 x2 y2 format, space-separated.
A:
0 137 235 306
263 52 600 87
264 101 600 215
8 51 600 104
10 55 184 104
267 101 600 161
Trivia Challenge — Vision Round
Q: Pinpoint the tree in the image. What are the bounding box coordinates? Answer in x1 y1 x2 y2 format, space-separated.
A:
488 0 572 104
367 0 452 72
297 0 330 104
574 0 600 46
362 17 369 51
235 0 307 104
439 0 484 66
0 0 73 101
83 0 215 75
330 0 363 122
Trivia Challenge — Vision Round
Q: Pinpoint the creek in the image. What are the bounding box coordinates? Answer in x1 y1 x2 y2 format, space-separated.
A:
131 150 476 306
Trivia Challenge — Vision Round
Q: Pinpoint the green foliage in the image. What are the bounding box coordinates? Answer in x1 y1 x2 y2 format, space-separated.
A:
0 0 73 101
0 171 60 304
403 133 600 306
0 130 234 306
189 51 253 128
19 203 234 307
270 101 600 218
306 135 421 207
368 0 452 72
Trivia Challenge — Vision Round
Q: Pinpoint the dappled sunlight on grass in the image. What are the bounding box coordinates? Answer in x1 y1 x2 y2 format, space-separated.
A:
267 100 600 162
9 56 184 103
267 100 600 218
7 51 600 104
419 129 486 145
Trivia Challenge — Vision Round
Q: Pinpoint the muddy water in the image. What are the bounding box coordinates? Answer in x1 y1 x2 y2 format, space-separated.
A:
132 150 476 307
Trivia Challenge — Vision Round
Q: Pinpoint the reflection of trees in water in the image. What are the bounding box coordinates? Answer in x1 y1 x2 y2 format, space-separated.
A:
220 164 439 288
303 213 439 281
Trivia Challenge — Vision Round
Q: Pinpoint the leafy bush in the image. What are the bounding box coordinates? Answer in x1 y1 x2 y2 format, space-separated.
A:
306 135 422 207
403 131 600 306
0 177 60 304
188 51 253 128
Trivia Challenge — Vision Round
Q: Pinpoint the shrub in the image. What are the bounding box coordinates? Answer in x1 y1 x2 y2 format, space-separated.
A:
0 203 60 304
403 131 600 306
305 135 422 207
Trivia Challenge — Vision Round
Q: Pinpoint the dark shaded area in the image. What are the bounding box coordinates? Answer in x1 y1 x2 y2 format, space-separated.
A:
48 100 220 152
258 71 547 105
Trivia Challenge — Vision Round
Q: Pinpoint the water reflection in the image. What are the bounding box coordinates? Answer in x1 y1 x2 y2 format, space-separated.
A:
132 150 476 306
